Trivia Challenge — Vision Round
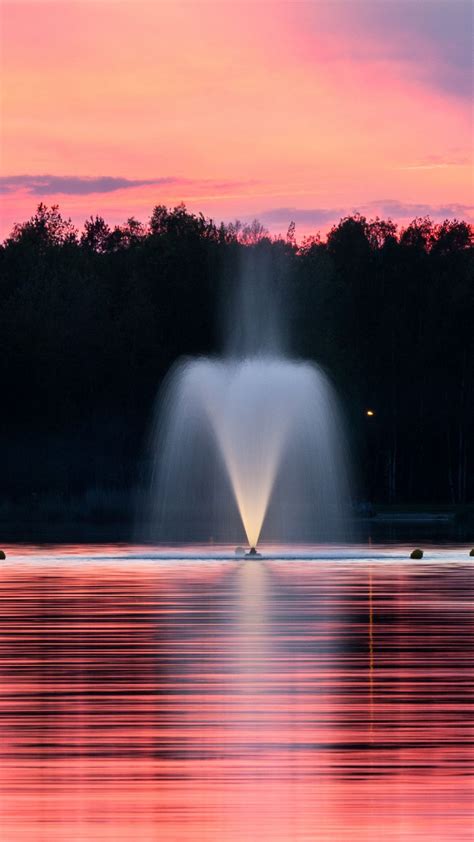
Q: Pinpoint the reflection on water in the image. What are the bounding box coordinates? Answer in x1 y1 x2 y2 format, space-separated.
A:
0 547 472 841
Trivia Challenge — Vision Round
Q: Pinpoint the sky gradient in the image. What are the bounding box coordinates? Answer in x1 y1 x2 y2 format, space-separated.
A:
1 0 472 239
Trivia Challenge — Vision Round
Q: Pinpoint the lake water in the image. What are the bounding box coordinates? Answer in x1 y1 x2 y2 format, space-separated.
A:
1 545 472 841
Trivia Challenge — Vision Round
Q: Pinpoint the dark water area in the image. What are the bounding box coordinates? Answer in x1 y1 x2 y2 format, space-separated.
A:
0 546 473 841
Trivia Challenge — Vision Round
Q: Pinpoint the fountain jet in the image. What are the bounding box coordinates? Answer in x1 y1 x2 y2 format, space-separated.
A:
142 248 353 547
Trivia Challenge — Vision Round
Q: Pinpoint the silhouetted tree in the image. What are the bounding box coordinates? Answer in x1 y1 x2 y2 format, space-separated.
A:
239 219 269 245
431 219 473 255
0 202 472 522
7 203 77 250
80 215 111 252
399 216 434 250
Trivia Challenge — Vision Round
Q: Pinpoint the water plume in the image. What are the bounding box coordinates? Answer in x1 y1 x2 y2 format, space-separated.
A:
143 248 353 547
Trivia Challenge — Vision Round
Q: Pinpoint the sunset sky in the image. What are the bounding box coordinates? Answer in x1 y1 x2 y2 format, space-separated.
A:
1 0 472 239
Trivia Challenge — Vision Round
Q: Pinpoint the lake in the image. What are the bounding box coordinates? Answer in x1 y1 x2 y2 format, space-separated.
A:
0 546 472 841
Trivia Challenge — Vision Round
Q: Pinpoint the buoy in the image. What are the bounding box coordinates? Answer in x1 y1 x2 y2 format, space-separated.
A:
410 548 423 559
469 548 474 557
0 550 5 560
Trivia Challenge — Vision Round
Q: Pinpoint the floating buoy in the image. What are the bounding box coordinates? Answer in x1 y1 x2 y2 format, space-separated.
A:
410 548 423 559
469 548 474 557
0 550 5 560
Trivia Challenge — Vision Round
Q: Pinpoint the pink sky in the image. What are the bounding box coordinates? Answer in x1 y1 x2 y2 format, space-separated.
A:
1 0 472 239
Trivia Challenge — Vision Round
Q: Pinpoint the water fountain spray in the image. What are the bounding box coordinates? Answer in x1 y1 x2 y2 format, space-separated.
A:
143 248 352 550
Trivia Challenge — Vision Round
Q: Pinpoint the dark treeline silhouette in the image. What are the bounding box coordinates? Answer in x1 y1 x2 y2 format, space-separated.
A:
0 202 472 530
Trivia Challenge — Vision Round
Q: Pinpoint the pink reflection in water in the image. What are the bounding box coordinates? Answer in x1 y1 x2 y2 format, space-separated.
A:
0 547 472 841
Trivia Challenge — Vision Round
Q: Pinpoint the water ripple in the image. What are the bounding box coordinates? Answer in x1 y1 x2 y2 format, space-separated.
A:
0 549 472 840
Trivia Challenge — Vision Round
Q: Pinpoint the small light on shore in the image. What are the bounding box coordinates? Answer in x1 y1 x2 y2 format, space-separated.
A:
366 409 375 417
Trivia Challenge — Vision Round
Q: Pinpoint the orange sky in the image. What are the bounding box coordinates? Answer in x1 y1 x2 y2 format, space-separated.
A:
1 0 472 239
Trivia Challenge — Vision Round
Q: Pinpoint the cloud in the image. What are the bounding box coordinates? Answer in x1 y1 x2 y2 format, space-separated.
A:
303 0 472 99
0 174 260 200
0 174 178 196
259 201 474 230
372 200 474 219
260 206 344 226
399 161 469 171
361 0 472 99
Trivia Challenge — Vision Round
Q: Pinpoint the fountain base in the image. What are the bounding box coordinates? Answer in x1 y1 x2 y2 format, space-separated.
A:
245 547 261 558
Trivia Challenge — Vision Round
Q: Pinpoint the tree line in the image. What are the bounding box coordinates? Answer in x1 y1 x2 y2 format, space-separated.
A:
0 202 472 521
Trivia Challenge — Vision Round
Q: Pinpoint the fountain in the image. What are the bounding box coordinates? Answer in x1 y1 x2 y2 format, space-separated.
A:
143 247 353 549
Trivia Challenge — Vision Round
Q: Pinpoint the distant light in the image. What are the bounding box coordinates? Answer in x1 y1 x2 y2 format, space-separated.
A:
366 410 375 417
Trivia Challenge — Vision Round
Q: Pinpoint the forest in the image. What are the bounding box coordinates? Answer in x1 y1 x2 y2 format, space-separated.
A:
0 202 472 532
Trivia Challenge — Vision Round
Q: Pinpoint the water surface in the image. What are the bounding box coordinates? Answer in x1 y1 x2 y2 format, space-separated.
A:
1 546 472 841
